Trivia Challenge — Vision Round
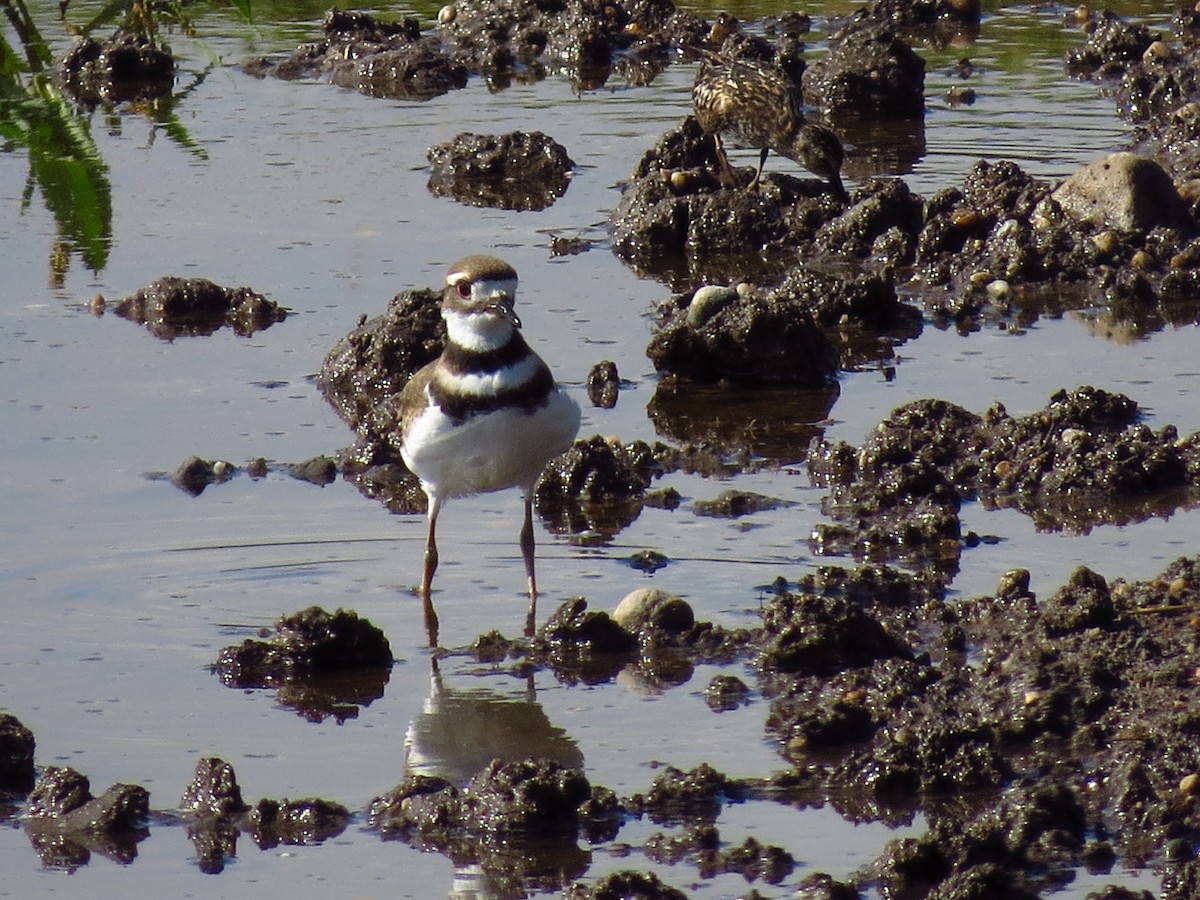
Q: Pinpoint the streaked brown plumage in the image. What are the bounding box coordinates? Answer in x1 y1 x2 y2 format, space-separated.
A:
692 56 847 199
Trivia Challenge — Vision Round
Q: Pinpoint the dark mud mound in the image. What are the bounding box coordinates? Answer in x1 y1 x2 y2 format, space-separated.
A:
0 713 36 794
245 0 706 96
168 455 237 496
535 436 661 540
612 117 847 285
243 8 466 100
58 31 174 106
369 757 611 893
315 286 442 511
802 18 926 117
438 0 704 87
427 130 574 210
809 388 1200 577
213 606 393 724
316 287 443 434
747 554 1200 894
647 283 841 386
178 757 347 873
112 276 287 339
25 766 149 868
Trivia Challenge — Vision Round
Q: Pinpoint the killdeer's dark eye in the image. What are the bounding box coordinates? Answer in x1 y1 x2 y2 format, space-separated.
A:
455 280 472 299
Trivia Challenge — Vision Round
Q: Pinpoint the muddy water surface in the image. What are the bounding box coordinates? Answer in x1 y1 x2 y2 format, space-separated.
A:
0 0 1191 896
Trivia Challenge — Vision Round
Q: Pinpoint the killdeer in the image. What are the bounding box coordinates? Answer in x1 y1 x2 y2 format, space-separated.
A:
692 56 847 199
396 255 581 640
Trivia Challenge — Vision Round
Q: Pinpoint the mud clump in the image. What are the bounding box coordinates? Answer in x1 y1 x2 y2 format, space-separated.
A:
427 131 574 210
214 605 393 676
180 757 249 819
612 116 845 284
113 276 287 339
566 870 689 899
802 19 926 117
25 766 150 867
808 388 1200 577
647 284 840 386
247 797 351 849
587 360 620 409
177 756 348 872
169 455 237 496
535 436 661 539
245 0 706 96
213 606 393 724
58 32 174 106
315 287 442 512
243 8 465 100
368 758 608 891
317 287 443 435
0 713 36 794
693 489 793 518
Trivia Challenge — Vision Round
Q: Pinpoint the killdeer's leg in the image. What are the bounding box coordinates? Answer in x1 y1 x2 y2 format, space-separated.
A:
520 492 539 637
520 492 538 598
421 492 443 597
420 493 443 646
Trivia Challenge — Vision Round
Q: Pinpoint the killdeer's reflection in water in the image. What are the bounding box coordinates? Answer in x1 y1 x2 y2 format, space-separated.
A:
405 658 582 786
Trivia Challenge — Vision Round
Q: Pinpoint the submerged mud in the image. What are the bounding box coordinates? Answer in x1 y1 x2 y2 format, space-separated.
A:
10 538 1200 895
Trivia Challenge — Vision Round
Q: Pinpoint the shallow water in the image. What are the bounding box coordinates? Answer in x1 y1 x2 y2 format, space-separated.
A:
0 0 1192 896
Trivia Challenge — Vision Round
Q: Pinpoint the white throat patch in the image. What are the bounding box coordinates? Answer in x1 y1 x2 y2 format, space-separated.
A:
444 308 515 352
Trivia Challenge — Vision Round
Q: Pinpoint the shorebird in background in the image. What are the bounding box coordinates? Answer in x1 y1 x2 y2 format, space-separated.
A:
692 55 848 199
396 255 581 643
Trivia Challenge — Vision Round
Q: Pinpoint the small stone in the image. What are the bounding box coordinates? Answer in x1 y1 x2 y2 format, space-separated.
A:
1061 427 1089 445
437 4 456 24
1131 249 1155 271
1143 40 1171 62
686 285 738 329
952 208 979 229
985 279 1010 300
612 587 694 633
1180 773 1200 795
998 568 1031 599
1051 152 1191 233
1092 230 1119 255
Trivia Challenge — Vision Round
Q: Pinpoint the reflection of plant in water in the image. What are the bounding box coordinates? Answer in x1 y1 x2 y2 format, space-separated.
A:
2 0 112 277
1 0 250 280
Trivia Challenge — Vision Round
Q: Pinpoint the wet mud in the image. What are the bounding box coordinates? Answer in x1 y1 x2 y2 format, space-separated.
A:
106 276 288 340
58 31 174 106
10 541 1200 896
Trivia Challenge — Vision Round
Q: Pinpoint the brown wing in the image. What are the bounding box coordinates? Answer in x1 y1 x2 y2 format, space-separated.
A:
396 360 438 448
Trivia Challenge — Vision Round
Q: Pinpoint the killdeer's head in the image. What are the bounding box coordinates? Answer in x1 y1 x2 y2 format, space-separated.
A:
443 255 521 352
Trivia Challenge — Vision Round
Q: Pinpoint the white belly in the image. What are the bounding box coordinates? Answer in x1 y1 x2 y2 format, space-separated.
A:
401 391 580 499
